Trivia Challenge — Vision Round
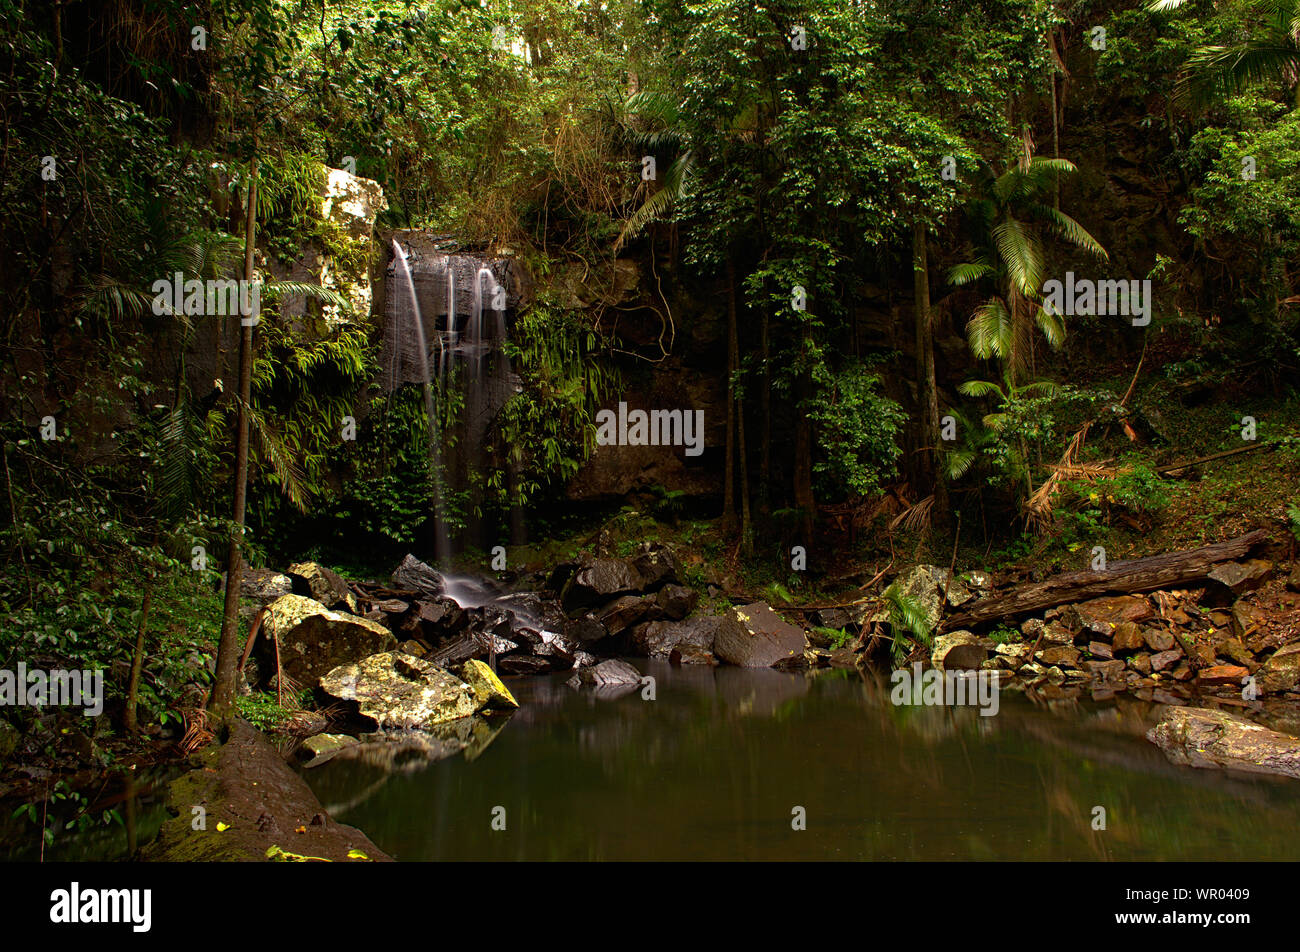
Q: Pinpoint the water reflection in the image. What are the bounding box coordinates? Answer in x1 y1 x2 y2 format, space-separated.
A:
299 660 1300 861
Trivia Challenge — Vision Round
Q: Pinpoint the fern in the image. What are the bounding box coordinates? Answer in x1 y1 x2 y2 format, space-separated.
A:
883 582 934 667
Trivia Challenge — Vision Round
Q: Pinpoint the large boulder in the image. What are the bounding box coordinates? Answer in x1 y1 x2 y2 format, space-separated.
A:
559 543 685 612
1148 706 1300 780
713 602 806 668
320 652 483 730
287 561 358 613
262 594 397 687
631 616 721 658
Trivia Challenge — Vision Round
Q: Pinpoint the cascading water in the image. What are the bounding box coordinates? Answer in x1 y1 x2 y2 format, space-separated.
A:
382 234 524 560
390 239 451 565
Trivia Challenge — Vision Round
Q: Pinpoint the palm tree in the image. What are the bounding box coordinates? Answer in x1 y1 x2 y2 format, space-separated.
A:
614 89 696 252
947 156 1107 384
948 373 1061 503
1150 0 1300 107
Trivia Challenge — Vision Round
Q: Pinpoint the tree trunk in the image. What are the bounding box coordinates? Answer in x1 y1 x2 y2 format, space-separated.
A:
123 582 153 734
210 152 259 721
722 262 738 531
943 530 1268 628
912 222 946 519
759 308 771 517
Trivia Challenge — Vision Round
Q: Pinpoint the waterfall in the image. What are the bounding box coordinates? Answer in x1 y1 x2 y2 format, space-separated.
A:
382 235 524 558
389 239 450 565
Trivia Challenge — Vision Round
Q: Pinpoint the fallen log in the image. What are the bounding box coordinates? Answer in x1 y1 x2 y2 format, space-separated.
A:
943 529 1268 629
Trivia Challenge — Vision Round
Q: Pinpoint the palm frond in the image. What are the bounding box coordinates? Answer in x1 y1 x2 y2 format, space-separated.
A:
1034 304 1067 350
993 217 1043 296
77 275 157 323
245 403 311 512
946 261 996 286
1030 204 1108 260
966 299 1013 360
958 377 1006 399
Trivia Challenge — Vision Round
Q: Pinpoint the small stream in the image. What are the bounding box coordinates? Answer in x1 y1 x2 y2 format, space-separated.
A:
298 660 1300 861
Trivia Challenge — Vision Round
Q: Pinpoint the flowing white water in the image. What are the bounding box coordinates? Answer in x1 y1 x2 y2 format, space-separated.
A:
390 239 450 565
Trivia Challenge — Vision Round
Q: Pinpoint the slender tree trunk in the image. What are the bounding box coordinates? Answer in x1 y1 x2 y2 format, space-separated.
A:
913 222 947 519
722 263 737 531
123 581 153 734
210 150 259 721
759 308 771 517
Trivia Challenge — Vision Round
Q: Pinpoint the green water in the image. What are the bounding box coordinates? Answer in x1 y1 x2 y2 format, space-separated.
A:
299 660 1300 861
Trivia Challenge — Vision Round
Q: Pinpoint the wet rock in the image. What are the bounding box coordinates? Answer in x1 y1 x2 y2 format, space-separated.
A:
240 567 293 616
429 629 519 669
565 613 610 645
396 640 427 658
941 644 988 671
631 616 720 658
144 721 388 862
1258 643 1300 694
1286 563 1300 593
1062 596 1154 638
1230 601 1268 641
1143 628 1175 652
298 733 358 768
931 569 973 607
1036 644 1081 666
1206 559 1272 601
566 659 643 688
458 659 519 710
812 607 854 630
596 593 662 637
995 642 1032 665
1082 659 1126 681
401 598 467 639
655 584 698 620
1215 636 1254 668
497 655 553 676
391 554 444 597
886 565 945 631
561 559 645 611
1129 652 1153 675
1111 622 1145 653
1086 641 1113 661
1198 664 1249 687
320 651 482 729
670 644 718 666
372 598 410 614
714 602 807 668
932 630 978 669
287 562 358 613
1148 706 1300 779
262 594 397 687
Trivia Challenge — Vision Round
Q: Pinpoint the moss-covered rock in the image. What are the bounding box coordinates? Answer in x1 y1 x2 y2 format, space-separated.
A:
143 720 388 862
320 652 482 729
262 594 396 688
458 659 519 710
